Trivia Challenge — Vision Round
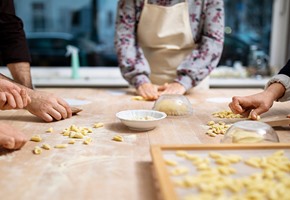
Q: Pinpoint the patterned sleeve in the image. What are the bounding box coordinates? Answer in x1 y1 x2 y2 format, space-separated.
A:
175 0 224 90
114 0 151 88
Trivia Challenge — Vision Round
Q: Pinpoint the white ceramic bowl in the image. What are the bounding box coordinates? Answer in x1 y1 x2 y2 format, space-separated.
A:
116 110 167 131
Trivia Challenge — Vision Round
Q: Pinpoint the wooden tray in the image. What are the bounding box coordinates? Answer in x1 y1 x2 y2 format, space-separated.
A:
150 143 290 200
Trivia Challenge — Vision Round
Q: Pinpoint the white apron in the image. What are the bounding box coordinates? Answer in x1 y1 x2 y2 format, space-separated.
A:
137 0 195 85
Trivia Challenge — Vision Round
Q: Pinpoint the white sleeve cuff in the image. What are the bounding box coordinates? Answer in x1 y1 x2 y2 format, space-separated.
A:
265 74 290 102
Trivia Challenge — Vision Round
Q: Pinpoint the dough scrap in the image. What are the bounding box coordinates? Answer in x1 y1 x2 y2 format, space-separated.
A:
232 130 264 143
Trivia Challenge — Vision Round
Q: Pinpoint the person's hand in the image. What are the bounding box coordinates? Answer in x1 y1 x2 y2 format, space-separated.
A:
137 83 160 100
159 82 186 95
0 79 31 110
25 90 72 122
0 123 27 150
229 91 274 120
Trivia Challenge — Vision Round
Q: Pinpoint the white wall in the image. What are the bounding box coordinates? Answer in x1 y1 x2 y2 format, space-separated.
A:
270 0 290 73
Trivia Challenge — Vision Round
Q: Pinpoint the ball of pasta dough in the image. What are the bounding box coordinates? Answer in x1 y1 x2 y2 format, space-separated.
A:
153 97 192 116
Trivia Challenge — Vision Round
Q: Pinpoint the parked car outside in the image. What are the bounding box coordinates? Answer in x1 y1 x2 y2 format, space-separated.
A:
219 34 269 69
26 32 117 67
218 34 251 67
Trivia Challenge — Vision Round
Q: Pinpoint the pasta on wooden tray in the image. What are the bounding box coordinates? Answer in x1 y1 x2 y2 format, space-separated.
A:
151 144 290 200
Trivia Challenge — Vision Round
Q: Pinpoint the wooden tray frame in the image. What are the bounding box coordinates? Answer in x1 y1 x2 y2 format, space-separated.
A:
150 143 290 200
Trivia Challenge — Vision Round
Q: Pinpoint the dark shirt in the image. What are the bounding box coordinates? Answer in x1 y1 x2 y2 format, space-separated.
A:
0 0 31 65
278 59 290 77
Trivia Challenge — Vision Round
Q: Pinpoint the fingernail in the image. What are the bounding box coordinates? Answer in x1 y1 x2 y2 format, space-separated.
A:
248 110 253 119
248 110 256 119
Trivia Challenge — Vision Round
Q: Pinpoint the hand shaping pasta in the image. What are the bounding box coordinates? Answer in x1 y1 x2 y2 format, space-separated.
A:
0 79 31 110
0 123 27 150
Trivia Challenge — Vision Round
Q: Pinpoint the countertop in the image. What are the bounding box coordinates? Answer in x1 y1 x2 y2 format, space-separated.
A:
0 88 289 200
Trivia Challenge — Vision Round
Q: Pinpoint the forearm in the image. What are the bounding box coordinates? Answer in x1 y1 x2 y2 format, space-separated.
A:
0 73 33 95
116 38 151 88
265 74 290 102
264 82 286 102
176 40 223 90
176 0 224 90
0 13 32 88
7 62 33 89
115 0 150 88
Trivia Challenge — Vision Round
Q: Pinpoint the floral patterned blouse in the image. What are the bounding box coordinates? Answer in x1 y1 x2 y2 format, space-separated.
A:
115 0 224 90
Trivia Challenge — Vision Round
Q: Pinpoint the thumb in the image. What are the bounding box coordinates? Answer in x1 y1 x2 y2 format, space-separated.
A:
158 85 167 91
248 109 258 120
249 107 266 120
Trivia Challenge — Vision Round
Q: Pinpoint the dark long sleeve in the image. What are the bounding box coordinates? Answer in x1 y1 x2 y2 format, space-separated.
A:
278 59 290 77
0 0 31 65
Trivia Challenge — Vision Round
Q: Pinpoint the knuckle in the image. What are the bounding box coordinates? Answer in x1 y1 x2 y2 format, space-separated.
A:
4 137 15 149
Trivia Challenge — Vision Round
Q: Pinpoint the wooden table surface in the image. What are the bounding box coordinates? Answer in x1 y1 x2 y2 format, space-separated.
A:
1 88 290 200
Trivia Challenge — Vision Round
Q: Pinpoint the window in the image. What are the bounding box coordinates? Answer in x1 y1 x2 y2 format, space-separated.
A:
32 3 46 31
14 0 118 67
221 0 273 67
13 0 286 73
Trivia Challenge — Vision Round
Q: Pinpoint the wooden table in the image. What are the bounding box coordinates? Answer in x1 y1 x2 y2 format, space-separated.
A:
1 88 290 200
